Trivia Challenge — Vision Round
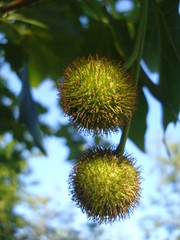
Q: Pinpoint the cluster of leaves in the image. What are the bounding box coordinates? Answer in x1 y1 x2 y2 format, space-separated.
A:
0 137 26 238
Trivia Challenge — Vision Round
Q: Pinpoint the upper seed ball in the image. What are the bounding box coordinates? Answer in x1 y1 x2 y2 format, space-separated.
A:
69 146 142 224
59 55 137 135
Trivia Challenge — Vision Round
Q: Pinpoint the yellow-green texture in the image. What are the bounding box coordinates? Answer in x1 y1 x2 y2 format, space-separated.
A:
69 146 142 224
59 55 137 135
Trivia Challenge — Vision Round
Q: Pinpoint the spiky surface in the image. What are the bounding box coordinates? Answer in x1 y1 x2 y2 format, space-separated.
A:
59 55 137 135
69 146 142 224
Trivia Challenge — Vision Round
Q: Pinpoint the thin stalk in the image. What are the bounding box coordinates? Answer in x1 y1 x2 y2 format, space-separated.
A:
116 124 131 156
116 0 148 156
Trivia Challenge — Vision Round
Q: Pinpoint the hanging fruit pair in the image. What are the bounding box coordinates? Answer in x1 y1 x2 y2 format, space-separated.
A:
58 55 142 224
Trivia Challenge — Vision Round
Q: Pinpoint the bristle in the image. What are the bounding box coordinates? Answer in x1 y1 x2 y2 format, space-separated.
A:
59 55 137 135
68 145 142 224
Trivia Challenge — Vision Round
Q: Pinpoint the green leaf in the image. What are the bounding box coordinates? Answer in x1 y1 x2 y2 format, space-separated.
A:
158 1 180 127
17 5 81 34
129 88 148 152
6 13 48 29
0 21 23 44
1 42 26 72
143 3 160 72
27 36 59 86
27 31 83 87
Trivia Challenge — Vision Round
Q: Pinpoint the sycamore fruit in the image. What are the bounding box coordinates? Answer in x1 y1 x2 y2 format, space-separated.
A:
69 146 142 224
59 55 137 135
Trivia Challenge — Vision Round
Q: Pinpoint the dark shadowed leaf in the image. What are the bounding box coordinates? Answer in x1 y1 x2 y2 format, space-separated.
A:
129 88 148 151
19 64 46 154
143 0 180 128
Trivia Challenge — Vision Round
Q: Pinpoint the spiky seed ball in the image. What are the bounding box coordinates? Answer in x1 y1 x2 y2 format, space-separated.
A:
59 55 137 135
69 146 142 224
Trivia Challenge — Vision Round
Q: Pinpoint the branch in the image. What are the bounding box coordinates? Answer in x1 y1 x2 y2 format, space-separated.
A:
0 0 38 15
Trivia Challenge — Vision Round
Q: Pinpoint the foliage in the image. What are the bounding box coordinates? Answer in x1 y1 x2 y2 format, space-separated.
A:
0 137 27 239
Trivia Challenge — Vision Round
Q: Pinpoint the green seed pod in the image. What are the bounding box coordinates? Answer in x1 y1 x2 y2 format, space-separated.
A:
69 146 142 224
59 55 137 135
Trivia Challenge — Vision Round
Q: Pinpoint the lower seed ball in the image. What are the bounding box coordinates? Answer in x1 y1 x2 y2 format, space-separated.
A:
69 146 142 224
59 55 137 135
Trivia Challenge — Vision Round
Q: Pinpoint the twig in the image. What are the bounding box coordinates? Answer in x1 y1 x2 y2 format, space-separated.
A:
0 0 38 15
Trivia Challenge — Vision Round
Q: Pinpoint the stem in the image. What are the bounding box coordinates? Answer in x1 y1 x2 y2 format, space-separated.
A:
125 1 148 69
116 0 148 156
125 21 144 68
0 0 38 15
116 124 131 156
